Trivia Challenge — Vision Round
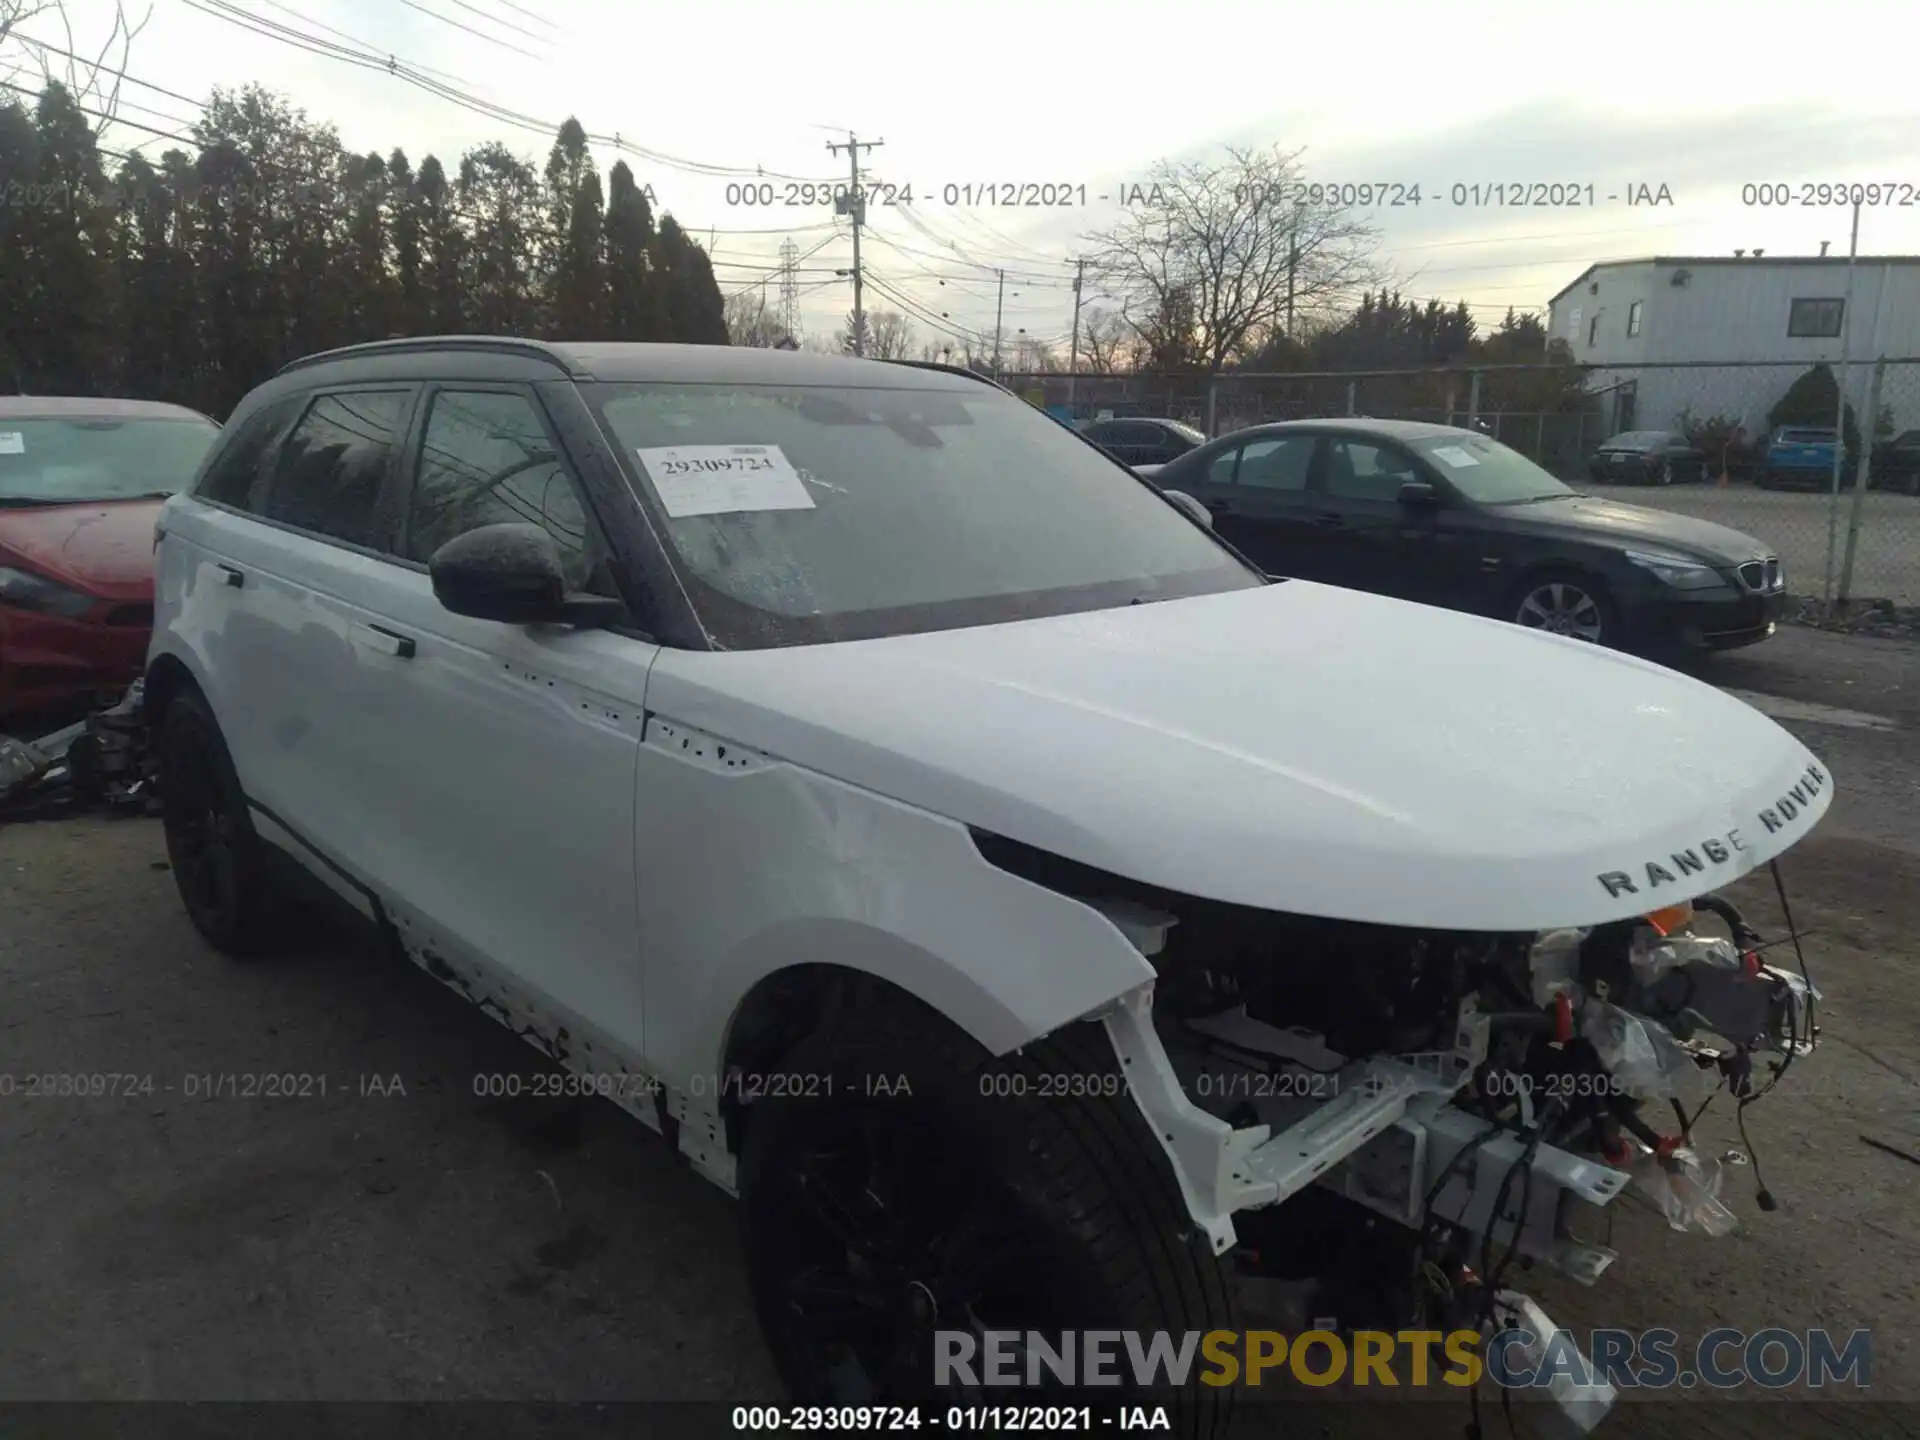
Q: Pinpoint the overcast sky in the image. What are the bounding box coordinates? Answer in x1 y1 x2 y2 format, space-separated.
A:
24 0 1920 352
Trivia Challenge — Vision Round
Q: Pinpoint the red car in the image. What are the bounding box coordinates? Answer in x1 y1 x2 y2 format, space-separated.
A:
0 396 220 723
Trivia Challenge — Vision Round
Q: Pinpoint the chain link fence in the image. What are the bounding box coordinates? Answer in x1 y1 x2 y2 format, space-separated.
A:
1003 359 1920 606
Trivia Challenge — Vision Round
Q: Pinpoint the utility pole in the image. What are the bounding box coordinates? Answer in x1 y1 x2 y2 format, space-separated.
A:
1285 229 1299 341
992 268 1006 377
827 132 882 355
1067 257 1086 412
1823 199 1861 613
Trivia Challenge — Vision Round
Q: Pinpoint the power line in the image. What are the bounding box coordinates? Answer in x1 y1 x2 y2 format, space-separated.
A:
863 270 983 347
178 0 842 184
5 61 845 269
395 0 549 55
422 0 555 45
0 77 197 144
12 51 865 253
246 0 473 86
478 0 563 33
7 33 210 110
861 224 1069 287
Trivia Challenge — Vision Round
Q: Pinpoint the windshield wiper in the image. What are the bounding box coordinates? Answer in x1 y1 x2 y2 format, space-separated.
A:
1504 492 1580 505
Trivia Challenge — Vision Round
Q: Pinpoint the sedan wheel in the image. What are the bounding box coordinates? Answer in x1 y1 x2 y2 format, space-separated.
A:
1656 459 1674 485
1515 579 1607 643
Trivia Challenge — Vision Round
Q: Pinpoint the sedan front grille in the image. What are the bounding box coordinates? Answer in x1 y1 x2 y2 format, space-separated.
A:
1736 558 1784 593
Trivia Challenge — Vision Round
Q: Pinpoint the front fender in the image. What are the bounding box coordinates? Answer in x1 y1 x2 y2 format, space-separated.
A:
632 721 1159 1089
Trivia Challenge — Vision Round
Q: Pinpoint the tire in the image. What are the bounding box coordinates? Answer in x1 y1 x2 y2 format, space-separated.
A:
739 989 1238 1439
1655 458 1674 486
157 689 287 956
1510 569 1616 646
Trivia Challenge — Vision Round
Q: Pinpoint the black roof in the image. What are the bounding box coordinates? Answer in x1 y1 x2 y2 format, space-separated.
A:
0 395 215 421
274 336 984 390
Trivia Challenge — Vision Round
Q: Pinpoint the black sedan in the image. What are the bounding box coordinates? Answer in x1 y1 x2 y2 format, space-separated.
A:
1150 418 1786 655
1079 416 1206 468
1588 429 1707 485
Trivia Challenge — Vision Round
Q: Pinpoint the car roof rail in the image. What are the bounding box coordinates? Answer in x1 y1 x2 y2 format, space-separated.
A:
877 358 1017 395
275 335 575 378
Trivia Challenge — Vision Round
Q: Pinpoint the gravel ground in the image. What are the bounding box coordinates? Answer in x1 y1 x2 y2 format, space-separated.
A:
1 627 1915 1437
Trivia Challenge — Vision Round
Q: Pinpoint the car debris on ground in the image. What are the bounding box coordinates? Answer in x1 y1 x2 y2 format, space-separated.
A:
0 681 157 822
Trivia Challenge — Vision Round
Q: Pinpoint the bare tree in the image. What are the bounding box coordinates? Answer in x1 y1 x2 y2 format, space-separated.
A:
1077 306 1131 374
4 0 153 136
1084 145 1380 377
865 309 915 361
723 287 788 346
1 0 54 90
1009 335 1057 373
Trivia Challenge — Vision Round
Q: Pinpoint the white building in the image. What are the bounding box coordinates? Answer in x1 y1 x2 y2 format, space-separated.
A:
1545 254 1920 439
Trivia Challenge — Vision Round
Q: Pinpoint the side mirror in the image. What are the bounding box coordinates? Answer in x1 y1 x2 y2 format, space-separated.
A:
1398 480 1441 509
1162 489 1213 529
429 523 624 627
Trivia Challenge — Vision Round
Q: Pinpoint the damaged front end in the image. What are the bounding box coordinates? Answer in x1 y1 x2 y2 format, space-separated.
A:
1077 873 1819 1432
0 680 158 821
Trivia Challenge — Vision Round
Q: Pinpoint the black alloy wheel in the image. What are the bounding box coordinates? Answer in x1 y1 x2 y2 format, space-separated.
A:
157 691 282 954
751 1100 1091 1405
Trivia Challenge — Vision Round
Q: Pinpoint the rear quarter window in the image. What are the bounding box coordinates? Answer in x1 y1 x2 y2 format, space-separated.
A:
198 395 307 511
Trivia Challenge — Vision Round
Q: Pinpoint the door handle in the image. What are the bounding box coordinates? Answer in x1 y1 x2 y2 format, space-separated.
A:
216 563 244 588
352 622 416 660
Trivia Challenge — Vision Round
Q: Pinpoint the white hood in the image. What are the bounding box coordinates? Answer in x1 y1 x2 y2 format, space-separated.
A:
647 582 1832 931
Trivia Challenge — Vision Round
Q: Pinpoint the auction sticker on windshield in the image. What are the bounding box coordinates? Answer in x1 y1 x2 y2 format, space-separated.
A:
0 433 23 455
1430 445 1480 467
636 443 816 518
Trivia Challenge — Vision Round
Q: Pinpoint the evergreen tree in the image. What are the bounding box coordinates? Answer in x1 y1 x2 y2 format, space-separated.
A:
604 160 659 341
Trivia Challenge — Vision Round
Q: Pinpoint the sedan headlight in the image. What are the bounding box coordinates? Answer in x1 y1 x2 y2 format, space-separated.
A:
0 564 99 618
1624 550 1726 590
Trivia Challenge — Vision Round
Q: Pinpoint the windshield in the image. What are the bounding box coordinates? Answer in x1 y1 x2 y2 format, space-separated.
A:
589 381 1261 648
0 415 219 505
1413 432 1577 505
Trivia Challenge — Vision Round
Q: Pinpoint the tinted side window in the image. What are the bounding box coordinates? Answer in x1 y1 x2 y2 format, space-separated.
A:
1233 436 1314 491
197 395 304 511
1322 440 1420 502
404 390 603 592
262 391 409 548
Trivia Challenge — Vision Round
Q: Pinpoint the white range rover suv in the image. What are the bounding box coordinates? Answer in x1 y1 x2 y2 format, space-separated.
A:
147 338 1830 1433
